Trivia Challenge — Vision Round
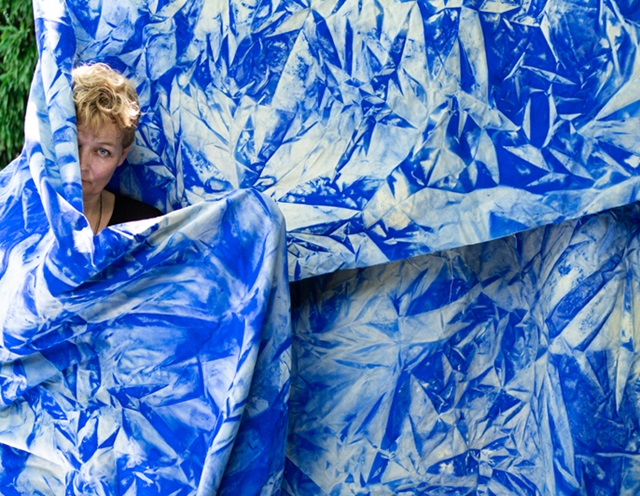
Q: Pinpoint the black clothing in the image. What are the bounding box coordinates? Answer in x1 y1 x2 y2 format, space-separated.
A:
107 193 163 226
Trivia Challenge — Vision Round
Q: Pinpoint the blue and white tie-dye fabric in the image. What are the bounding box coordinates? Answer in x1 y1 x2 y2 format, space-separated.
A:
46 0 640 280
286 203 640 495
2 0 640 494
0 152 290 493
0 16 291 488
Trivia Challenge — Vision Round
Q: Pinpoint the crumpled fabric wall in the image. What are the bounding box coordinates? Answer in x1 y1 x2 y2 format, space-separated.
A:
287 203 640 494
0 0 639 493
64 0 640 279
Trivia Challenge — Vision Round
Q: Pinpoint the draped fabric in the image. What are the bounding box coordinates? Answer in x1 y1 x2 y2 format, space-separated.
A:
286 203 640 494
0 149 290 493
1 0 639 493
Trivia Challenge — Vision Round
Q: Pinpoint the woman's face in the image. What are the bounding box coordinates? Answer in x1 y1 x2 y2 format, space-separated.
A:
78 120 130 199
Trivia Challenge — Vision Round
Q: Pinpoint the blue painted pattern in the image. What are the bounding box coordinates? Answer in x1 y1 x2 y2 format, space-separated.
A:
35 0 640 280
1 147 290 493
1 0 639 493
286 203 640 494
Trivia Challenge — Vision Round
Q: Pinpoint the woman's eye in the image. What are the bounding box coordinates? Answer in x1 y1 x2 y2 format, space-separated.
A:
97 149 110 157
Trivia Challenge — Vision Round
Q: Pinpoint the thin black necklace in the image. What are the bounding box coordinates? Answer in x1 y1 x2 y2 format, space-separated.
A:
93 192 103 234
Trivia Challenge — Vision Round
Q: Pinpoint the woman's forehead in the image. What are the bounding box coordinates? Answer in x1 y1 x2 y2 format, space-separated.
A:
77 119 123 144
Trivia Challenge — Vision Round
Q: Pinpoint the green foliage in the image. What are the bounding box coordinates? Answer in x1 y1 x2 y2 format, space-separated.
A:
0 0 38 168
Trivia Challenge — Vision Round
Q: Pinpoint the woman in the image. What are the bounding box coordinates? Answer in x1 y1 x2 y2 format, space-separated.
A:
73 63 162 234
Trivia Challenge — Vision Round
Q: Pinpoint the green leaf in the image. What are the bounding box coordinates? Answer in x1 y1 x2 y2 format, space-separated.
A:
0 0 37 167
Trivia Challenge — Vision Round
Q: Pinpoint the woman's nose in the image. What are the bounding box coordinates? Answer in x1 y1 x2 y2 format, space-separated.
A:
79 149 90 171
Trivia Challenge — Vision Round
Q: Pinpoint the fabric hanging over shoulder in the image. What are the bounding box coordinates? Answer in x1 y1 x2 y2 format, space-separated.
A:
0 4 291 489
1 151 291 493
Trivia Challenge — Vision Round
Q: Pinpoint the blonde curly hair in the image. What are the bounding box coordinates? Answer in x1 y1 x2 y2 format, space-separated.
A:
72 63 140 148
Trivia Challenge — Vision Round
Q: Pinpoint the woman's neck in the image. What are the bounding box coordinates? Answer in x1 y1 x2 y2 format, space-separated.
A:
83 191 104 234
83 190 116 235
83 191 102 215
